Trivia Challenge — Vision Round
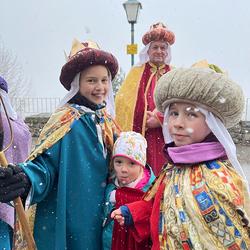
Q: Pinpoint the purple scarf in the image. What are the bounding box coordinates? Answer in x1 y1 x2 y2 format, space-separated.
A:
167 142 227 164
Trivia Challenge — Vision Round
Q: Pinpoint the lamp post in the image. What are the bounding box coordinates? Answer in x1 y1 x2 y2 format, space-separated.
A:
123 0 142 66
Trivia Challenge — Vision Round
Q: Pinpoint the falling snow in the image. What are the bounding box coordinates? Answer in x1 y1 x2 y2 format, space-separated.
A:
218 96 226 103
186 128 194 134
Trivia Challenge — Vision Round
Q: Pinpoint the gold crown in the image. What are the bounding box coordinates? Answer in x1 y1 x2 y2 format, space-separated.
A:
65 39 100 61
192 59 224 74
192 59 210 68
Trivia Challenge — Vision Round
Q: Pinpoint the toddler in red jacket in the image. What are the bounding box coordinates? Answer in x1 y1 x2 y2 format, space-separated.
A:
102 131 155 250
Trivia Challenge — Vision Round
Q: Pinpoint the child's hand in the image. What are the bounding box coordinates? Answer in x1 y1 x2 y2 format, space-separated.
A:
111 208 125 226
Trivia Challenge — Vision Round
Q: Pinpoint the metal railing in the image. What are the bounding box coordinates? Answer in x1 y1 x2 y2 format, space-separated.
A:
10 97 61 117
245 98 250 121
9 97 250 120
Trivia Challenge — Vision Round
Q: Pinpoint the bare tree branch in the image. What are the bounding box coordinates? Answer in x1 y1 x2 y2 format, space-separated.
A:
0 41 31 99
112 67 125 96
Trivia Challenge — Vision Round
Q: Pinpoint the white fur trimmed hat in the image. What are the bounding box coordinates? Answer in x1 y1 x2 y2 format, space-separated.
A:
112 132 147 167
154 67 245 128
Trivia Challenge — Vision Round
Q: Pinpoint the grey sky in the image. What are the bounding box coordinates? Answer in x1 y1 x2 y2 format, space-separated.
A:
1 0 250 98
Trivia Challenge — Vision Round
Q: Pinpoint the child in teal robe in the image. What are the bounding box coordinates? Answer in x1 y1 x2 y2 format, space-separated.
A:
0 39 120 250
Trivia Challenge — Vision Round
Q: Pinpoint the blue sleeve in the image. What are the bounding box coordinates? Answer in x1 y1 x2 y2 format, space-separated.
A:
19 141 60 204
120 205 134 226
102 184 116 222
102 184 116 250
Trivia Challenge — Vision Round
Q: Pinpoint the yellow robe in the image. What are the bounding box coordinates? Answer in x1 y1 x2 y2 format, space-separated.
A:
115 65 146 132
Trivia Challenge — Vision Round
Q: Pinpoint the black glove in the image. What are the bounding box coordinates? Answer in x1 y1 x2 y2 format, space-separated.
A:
0 164 31 203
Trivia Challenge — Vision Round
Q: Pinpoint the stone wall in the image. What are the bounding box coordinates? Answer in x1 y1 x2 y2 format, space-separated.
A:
25 113 50 146
228 121 250 145
25 114 250 148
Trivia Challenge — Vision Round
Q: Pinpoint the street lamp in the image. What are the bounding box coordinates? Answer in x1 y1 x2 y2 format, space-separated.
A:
123 0 142 66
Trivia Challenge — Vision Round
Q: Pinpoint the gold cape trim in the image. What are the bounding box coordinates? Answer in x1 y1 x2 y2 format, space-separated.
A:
27 105 83 161
115 65 145 131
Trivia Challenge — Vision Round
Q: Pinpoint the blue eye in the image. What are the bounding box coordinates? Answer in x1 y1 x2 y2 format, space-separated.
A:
188 112 197 118
169 111 178 117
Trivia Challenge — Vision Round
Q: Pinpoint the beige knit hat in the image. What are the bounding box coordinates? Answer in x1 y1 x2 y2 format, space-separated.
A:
154 67 244 128
112 132 147 167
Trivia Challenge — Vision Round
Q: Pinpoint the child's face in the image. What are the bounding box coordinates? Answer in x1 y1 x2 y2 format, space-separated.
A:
113 156 143 187
167 103 211 146
79 65 110 105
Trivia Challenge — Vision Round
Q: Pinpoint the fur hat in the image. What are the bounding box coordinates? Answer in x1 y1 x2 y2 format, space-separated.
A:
113 132 147 167
0 76 8 93
142 22 175 46
60 39 119 91
154 67 244 128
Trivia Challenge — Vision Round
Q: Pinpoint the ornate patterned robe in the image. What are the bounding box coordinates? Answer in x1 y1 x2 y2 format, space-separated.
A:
127 160 250 249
